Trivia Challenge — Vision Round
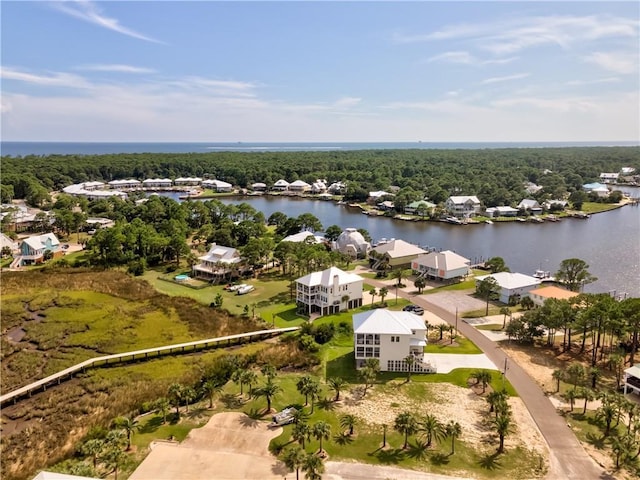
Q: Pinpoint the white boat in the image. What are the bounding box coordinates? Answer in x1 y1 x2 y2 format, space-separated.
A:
485 220 494 225
228 283 247 292
533 270 554 281
237 285 255 295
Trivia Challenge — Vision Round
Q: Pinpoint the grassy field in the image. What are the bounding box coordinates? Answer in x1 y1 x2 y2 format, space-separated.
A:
579 202 624 214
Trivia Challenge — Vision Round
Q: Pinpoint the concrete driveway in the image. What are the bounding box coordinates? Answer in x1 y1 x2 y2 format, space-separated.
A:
425 353 499 374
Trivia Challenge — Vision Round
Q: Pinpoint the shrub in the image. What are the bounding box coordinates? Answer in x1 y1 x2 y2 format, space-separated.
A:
313 323 335 344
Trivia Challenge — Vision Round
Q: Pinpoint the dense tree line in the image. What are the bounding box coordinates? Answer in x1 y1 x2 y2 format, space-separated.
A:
2 147 638 208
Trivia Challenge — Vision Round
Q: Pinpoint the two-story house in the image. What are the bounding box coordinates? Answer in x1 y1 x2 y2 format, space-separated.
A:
192 243 242 281
353 309 435 373
445 196 481 218
412 250 470 282
19 233 60 265
295 266 363 317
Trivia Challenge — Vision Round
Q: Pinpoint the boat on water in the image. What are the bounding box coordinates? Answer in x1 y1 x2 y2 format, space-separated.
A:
573 212 590 219
485 220 494 225
533 269 555 281
444 216 463 225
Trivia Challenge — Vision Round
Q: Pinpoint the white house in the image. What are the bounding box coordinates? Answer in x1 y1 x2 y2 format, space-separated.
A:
192 243 242 280
272 179 290 191
174 177 203 186
288 180 311 192
202 179 233 192
142 178 173 189
311 180 327 193
445 196 481 218
295 266 363 316
368 191 392 202
370 239 427 269
327 181 346 194
485 206 519 218
334 228 370 259
251 182 267 191
281 231 323 244
583 182 610 198
623 364 640 395
412 250 470 282
108 179 141 189
353 309 434 373
63 183 127 200
476 272 542 304
621 167 636 175
518 199 543 214
599 173 619 184
0 233 18 254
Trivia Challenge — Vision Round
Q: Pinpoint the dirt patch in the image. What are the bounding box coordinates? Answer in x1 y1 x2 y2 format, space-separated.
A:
339 381 548 455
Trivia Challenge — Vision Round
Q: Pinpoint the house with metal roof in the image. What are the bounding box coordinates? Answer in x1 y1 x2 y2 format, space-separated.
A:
295 266 363 316
445 195 481 218
192 243 242 280
412 250 470 281
475 272 542 304
371 239 427 269
353 309 434 372
19 233 60 266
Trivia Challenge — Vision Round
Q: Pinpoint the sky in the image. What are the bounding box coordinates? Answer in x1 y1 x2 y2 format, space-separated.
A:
1 1 639 142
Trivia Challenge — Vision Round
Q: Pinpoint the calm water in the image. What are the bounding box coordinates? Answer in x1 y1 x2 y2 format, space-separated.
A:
190 194 639 298
2 141 638 156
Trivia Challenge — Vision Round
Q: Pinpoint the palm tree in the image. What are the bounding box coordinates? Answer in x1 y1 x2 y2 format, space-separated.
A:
296 375 315 406
283 446 306 480
596 394 617 436
253 378 282 414
312 421 331 453
500 307 511 329
394 268 404 287
167 383 184 417
242 369 258 396
563 389 577 412
437 323 448 341
368 287 377 305
421 414 445 448
302 452 325 480
379 287 389 305
113 416 139 450
394 411 419 449
471 370 492 393
201 380 223 409
155 397 170 424
232 368 248 396
552 369 564 393
579 387 595 415
486 390 507 414
445 420 462 455
327 377 347 402
260 363 277 380
403 355 415 382
414 277 426 294
493 413 513 453
292 422 311 449
80 438 105 469
182 386 196 413
308 381 322 414
340 414 357 436
476 277 499 316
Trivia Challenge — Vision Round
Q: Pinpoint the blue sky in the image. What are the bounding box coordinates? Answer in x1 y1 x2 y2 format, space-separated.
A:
1 1 638 142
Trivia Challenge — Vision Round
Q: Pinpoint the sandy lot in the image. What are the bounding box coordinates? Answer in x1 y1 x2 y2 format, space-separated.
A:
129 412 288 480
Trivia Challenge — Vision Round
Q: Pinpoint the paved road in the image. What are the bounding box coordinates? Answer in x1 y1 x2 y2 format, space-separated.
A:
366 279 610 480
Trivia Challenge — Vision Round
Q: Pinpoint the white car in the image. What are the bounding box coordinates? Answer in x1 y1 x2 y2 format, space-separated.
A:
236 285 255 295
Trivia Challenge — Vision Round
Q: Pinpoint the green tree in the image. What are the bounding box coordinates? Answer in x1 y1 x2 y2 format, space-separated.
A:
201 379 223 409
445 420 462 455
292 422 311 449
283 446 306 480
167 383 184 417
552 369 564 393
476 277 499 316
327 377 347 402
340 414 357 436
421 414 445 448
113 416 139 450
312 421 331 453
403 355 415 382
155 397 170 424
296 375 315 406
368 287 377 305
324 224 342 242
486 256 510 273
253 378 282 413
302 452 325 480
414 277 426 293
470 370 492 393
555 258 597 292
494 413 513 453
394 411 419 449
379 287 389 305
80 438 105 470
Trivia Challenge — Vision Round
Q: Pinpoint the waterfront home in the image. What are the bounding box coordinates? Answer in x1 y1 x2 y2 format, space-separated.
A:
174 177 203 186
327 181 346 194
370 239 427 269
281 231 323 244
623 364 640 395
62 183 127 200
19 232 60 265
404 200 436 216
311 180 327 193
353 309 434 373
272 179 290 191
476 272 541 304
376 200 395 212
142 178 173 189
445 196 481 218
620 167 636 175
295 266 363 317
191 243 242 280
412 250 470 282
335 228 371 259
251 182 267 191
368 191 392 203
485 206 519 218
518 199 543 214
543 199 568 210
599 173 619 184
202 179 233 192
582 182 610 198
107 179 141 189
288 180 311 192
86 217 116 230
529 285 579 307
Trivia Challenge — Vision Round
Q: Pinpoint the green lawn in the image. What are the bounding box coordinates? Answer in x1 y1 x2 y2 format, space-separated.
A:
579 202 624 214
424 337 483 354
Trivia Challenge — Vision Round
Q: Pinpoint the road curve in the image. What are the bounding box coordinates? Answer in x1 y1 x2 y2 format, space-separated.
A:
365 278 610 480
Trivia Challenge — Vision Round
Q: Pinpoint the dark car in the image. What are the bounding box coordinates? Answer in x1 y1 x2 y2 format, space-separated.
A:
402 304 424 315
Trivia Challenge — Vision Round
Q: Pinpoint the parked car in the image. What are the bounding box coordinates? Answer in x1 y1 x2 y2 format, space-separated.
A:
403 304 424 315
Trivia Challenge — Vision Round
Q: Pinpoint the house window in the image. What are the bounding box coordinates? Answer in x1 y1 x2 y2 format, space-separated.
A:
356 347 364 357
356 334 364 345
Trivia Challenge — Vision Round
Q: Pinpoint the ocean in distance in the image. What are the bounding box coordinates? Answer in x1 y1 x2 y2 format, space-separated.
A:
2 141 639 156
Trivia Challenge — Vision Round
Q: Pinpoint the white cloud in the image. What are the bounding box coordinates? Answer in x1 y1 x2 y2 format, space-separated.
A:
583 52 638 74
481 73 530 84
76 64 157 74
427 51 519 66
566 77 621 86
0 67 91 89
51 0 164 44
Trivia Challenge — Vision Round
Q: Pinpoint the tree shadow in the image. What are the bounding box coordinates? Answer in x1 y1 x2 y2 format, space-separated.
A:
372 447 404 464
219 393 244 409
586 431 607 449
317 397 335 411
239 414 262 428
406 441 429 460
138 415 163 434
245 408 265 420
479 451 502 470
430 452 450 466
333 432 353 445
